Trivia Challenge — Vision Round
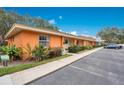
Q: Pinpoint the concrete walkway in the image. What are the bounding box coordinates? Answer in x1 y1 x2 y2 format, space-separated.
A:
0 47 102 85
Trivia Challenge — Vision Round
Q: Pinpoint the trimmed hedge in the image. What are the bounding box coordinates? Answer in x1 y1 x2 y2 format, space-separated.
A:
68 45 96 53
68 46 82 53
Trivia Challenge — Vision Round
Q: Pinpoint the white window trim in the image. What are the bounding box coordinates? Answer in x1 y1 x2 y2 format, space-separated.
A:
39 35 49 47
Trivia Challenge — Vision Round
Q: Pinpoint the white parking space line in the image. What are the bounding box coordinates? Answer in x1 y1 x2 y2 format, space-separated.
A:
69 65 120 84
69 65 105 78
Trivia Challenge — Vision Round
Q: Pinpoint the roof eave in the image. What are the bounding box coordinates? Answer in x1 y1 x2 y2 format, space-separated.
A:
5 24 96 42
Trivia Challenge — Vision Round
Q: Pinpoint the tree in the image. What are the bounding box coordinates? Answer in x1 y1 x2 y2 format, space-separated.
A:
119 29 124 43
97 27 121 43
0 8 58 44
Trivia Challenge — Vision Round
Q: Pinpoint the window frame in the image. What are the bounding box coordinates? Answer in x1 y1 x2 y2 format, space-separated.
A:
39 35 49 47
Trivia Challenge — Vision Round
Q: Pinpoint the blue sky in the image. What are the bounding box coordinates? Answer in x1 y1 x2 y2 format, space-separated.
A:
4 7 124 36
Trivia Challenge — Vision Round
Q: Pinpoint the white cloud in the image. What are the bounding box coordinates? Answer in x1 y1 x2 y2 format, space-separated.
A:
48 19 56 24
70 31 77 35
58 29 63 32
59 16 63 19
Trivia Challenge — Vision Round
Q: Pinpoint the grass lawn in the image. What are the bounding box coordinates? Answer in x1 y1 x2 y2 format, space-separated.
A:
0 54 71 76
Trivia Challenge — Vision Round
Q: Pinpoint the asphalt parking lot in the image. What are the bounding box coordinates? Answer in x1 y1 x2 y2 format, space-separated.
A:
29 48 124 85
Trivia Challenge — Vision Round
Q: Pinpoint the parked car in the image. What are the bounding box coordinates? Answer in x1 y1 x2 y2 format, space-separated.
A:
104 43 123 49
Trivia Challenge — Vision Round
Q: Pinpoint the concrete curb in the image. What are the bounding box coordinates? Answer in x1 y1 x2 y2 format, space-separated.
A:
0 47 102 85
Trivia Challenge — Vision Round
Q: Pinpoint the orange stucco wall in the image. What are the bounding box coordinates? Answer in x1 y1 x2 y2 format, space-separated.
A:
20 31 39 49
8 31 39 49
8 33 23 47
8 37 14 46
83 40 90 46
8 30 39 59
72 39 92 46
8 30 65 49
84 41 96 46
69 38 75 45
7 30 96 59
61 36 64 47
78 40 83 46
8 31 96 49
92 41 96 46
74 39 77 45
49 35 63 48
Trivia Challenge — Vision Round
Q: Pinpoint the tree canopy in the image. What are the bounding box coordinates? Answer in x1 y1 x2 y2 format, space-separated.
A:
97 27 124 44
0 8 58 41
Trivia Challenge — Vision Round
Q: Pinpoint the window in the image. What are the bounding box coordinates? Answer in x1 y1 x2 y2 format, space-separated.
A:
39 35 49 47
63 39 69 44
63 38 74 46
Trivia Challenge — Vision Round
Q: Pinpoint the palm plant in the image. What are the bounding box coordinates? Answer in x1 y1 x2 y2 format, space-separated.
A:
0 45 21 62
32 45 49 61
0 46 9 54
22 44 33 60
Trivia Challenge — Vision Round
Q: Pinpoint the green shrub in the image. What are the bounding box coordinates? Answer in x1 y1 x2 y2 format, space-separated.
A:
83 46 93 50
0 46 9 54
68 46 82 53
80 46 87 50
87 46 93 49
68 46 76 53
23 44 34 60
48 47 62 58
0 45 21 62
68 45 96 53
32 45 49 61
